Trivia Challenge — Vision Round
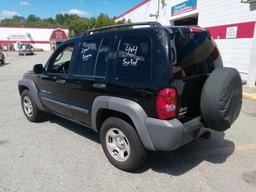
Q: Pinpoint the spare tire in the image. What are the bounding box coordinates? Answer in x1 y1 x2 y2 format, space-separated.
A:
201 67 242 132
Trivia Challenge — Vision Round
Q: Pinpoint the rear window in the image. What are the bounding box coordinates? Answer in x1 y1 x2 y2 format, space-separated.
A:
116 36 151 81
170 28 217 77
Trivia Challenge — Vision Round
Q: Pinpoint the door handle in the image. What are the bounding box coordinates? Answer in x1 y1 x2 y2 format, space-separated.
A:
40 75 56 80
93 83 106 89
56 79 66 85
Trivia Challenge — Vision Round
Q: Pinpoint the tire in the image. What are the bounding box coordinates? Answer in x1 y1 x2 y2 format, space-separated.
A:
0 54 4 64
21 90 45 122
100 117 147 171
201 67 242 132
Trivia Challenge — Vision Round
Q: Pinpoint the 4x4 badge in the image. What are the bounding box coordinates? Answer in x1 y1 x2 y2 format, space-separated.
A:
179 107 188 116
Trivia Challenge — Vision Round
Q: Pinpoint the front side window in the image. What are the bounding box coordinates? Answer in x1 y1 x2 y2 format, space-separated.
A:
48 44 74 74
116 36 151 81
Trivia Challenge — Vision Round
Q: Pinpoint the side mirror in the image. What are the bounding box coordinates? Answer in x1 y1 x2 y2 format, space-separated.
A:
33 64 44 74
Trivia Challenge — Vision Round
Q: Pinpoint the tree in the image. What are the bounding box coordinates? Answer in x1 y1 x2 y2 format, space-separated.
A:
0 13 130 37
55 14 65 26
0 16 26 27
26 15 42 27
68 18 90 37
95 13 115 28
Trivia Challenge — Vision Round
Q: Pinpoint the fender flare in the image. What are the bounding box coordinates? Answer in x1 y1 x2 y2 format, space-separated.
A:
92 96 155 151
18 78 45 111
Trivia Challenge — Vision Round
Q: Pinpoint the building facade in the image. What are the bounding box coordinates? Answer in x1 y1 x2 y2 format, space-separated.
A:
0 27 69 51
116 0 256 86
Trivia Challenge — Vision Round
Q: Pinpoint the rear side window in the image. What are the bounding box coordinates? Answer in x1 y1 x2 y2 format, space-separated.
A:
76 39 100 76
116 36 151 81
76 38 111 77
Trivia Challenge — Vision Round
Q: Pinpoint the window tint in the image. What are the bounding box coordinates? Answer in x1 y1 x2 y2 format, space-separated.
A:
76 38 112 77
48 44 74 74
116 36 151 81
95 39 112 77
76 39 101 76
171 29 216 78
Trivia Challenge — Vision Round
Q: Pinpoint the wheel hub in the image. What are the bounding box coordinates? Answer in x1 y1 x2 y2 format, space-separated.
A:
105 128 130 162
23 96 33 117
116 137 126 149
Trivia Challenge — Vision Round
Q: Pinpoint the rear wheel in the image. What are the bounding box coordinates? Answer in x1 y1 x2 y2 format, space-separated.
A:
100 117 146 171
21 90 45 122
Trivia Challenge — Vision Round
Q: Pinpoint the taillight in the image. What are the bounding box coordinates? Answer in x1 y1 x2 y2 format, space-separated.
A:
210 47 220 60
190 27 204 33
156 88 177 120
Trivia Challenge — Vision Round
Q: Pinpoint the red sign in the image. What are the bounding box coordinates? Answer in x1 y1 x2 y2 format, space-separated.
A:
207 21 255 39
50 29 68 41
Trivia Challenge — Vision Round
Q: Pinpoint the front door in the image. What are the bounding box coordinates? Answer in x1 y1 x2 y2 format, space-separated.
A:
36 42 76 117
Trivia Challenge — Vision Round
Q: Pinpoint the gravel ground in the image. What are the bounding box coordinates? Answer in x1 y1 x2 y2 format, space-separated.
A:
0 52 256 192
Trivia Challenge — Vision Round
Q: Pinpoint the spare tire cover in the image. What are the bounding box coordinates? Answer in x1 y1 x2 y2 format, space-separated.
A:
201 67 242 131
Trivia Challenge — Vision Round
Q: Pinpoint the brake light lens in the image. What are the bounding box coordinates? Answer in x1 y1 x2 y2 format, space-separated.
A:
156 88 177 120
210 47 220 60
190 27 204 33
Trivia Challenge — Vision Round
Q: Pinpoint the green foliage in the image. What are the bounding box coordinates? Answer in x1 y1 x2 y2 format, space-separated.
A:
95 13 115 28
0 13 130 38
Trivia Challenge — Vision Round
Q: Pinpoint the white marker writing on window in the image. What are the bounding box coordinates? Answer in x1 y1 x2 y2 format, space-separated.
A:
124 43 138 55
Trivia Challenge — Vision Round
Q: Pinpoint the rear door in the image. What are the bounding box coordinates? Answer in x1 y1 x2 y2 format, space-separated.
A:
107 30 161 117
68 34 114 126
170 27 221 122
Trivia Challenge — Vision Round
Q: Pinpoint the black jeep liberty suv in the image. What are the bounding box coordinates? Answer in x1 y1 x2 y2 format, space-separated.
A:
18 22 242 171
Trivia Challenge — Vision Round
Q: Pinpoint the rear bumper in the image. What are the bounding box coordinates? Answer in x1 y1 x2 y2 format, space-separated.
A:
146 116 209 151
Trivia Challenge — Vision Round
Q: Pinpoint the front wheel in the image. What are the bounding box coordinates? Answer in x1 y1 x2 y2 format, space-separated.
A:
0 55 4 64
21 90 45 122
100 117 146 171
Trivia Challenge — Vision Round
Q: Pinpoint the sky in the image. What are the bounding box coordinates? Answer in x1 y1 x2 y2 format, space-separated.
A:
0 0 142 19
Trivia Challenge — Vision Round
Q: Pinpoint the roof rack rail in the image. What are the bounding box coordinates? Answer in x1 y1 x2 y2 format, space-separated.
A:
84 22 162 35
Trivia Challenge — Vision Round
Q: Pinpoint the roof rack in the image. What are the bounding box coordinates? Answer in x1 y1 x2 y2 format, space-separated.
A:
84 22 162 35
